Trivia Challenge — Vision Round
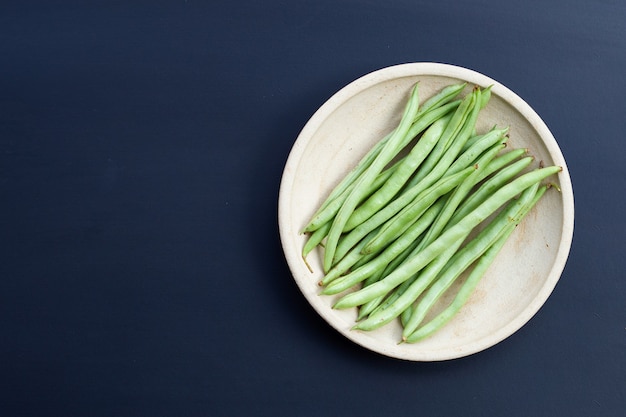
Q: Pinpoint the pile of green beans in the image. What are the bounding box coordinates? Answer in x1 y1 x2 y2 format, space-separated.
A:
301 82 561 343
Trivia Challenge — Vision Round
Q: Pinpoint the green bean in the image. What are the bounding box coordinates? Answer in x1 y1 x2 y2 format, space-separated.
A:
461 130 493 153
358 295 386 321
358 182 540 332
353 235 468 331
302 159 406 261
404 233 510 342
414 83 466 119
302 221 330 259
470 147 528 185
408 142 505 258
320 226 381 286
332 165 561 309
444 127 508 177
322 172 474 295
343 114 451 231
355 201 444 321
356 94 484 258
361 88 485 254
331 161 472 267
479 85 492 109
362 142 505 323
361 164 476 256
402 88 478 192
400 304 412 328
303 150 405 233
322 84 422 272
448 155 535 226
403 184 547 343
302 132 392 232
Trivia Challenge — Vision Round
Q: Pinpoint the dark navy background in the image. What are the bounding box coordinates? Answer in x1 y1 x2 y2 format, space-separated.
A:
1 1 624 416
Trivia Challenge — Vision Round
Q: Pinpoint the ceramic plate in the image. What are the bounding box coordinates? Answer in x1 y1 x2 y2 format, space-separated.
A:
278 63 574 361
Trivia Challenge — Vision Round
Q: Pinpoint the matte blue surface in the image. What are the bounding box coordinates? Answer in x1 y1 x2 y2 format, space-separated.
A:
1 1 624 416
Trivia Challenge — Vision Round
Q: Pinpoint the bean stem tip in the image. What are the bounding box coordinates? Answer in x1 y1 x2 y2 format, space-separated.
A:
302 255 314 274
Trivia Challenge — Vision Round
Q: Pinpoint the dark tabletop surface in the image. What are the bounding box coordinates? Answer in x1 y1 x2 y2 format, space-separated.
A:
1 1 624 416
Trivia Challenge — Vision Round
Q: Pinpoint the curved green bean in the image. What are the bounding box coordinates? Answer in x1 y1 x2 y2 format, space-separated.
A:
322 84 422 272
321 184 461 295
357 182 540 332
332 165 561 309
353 235 467 331
402 88 478 192
320 226 381 286
415 83 466 119
303 149 405 233
404 184 548 343
343 114 450 231
302 221 330 258
360 144 506 324
444 127 508 177
355 197 447 320
302 159 406 259
402 142 505 260
448 155 535 226
362 165 476 256
401 183 541 338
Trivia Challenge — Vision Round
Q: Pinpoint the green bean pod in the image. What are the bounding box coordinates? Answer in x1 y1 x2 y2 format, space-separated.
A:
403 88 478 191
320 226 382 286
449 155 535 226
353 236 467 331
332 165 561 309
414 83 466 119
302 159 405 259
322 84 422 272
413 142 506 253
400 183 542 338
404 184 548 343
331 162 472 266
357 144 507 318
302 221 330 259
361 165 476 256
444 127 508 176
470 147 529 185
355 200 445 320
357 182 540 332
322 174 473 295
303 150 405 233
343 114 451 231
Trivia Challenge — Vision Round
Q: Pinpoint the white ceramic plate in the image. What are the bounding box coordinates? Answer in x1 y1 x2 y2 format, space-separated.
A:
278 63 574 361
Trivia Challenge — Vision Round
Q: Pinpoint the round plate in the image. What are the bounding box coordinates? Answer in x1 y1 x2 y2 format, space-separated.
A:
278 63 574 361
